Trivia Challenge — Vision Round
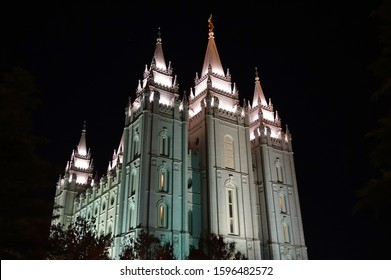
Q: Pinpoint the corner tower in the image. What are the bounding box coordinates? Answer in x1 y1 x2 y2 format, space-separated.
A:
53 122 95 227
114 28 191 259
249 68 307 259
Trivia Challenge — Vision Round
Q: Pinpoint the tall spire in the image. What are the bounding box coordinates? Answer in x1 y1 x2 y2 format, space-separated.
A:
142 27 176 91
252 67 267 107
190 14 238 116
152 27 167 71
201 14 225 77
62 121 94 185
77 121 87 156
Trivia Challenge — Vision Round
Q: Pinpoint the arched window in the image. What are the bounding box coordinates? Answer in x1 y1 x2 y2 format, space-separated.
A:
130 170 137 195
279 191 287 213
157 202 168 228
226 183 239 235
282 220 290 243
224 135 234 169
129 203 135 229
133 133 140 158
275 158 283 183
159 129 169 156
158 165 168 192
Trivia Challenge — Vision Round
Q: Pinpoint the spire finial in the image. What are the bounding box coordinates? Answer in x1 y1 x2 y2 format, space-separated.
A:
82 120 86 133
208 14 214 32
255 67 260 81
157 27 162 43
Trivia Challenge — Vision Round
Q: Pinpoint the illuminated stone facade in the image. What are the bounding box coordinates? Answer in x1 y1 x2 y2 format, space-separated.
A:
52 20 307 260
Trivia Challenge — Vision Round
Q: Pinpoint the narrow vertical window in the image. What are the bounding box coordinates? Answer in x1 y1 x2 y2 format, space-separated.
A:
226 185 239 235
133 134 140 158
279 192 287 213
159 129 169 156
224 135 234 169
157 203 167 228
162 137 167 154
160 169 165 190
130 171 137 195
129 207 132 228
228 190 234 233
282 221 290 243
158 166 168 192
129 204 134 228
188 210 192 234
275 158 283 182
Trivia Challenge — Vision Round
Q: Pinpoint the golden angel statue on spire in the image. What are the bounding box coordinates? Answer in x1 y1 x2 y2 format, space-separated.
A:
208 14 214 32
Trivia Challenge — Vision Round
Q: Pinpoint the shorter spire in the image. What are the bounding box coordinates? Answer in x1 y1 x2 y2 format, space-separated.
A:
268 98 273 109
252 67 267 107
182 90 188 103
77 121 87 156
157 27 162 42
275 110 280 122
82 120 86 133
286 124 290 135
243 98 248 109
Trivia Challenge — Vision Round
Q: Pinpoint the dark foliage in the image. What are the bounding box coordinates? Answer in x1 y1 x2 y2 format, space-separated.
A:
47 216 112 259
0 67 55 259
354 0 391 258
119 229 175 260
187 233 247 260
355 0 391 217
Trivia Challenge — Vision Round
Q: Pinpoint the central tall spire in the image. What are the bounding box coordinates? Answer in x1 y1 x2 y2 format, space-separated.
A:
201 14 225 77
189 15 238 116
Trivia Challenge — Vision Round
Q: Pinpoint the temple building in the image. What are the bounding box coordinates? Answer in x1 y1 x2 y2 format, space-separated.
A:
52 16 307 260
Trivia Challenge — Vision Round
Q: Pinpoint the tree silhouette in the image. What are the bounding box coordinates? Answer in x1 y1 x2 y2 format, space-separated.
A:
119 229 175 260
354 0 391 217
354 0 391 258
0 66 55 259
47 217 113 260
187 233 247 260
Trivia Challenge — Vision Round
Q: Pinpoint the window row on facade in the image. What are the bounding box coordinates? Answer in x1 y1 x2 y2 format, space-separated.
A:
131 128 170 159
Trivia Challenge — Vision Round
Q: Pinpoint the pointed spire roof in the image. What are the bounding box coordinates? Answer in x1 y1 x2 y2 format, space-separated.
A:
182 90 188 103
61 121 94 186
152 27 167 71
201 14 225 77
77 121 87 156
252 67 267 107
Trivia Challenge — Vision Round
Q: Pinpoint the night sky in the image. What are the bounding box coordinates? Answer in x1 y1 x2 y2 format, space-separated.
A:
1 0 383 259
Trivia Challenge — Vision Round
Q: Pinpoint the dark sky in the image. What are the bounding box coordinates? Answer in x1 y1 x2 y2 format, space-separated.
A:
1 0 383 259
